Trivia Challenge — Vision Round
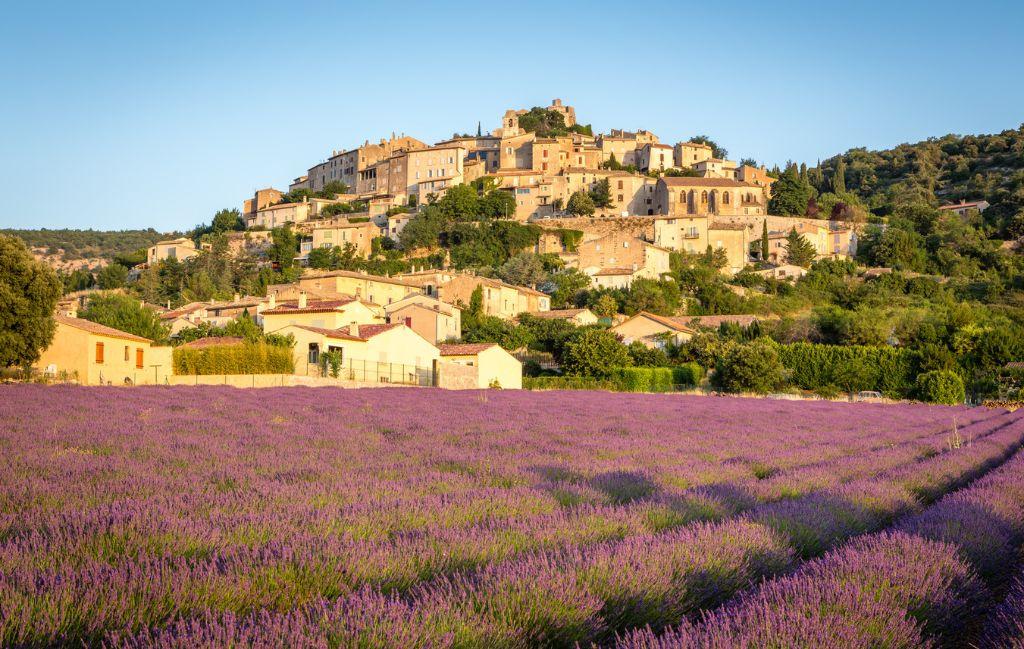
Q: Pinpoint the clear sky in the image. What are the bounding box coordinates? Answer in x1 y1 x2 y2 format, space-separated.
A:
1 0 1021 232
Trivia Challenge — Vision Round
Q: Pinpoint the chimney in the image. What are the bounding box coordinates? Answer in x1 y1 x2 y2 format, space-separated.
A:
268 293 276 309
298 291 307 309
348 322 360 337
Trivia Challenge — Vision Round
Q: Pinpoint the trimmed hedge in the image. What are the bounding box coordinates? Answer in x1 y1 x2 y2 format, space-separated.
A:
777 342 917 398
672 363 704 387
526 365 703 393
173 343 294 375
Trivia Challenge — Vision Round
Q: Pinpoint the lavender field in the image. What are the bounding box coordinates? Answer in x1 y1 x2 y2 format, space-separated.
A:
2 385 1024 647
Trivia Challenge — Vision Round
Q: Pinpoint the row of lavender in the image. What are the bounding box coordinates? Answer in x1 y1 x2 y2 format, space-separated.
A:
0 385 1020 646
620 434 1024 648
86 394 1024 647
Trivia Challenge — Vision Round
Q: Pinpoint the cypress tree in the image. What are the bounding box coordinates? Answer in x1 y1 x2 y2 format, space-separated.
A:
760 220 770 261
833 159 847 193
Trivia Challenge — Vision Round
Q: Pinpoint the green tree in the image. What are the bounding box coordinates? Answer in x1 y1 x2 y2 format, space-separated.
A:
832 159 847 194
623 279 681 316
689 135 728 159
712 339 785 394
915 370 966 405
593 293 619 318
498 253 547 287
548 268 591 308
0 234 62 367
784 227 817 268
560 327 632 378
768 164 816 216
211 208 244 233
96 263 129 289
79 293 171 343
760 220 770 261
566 191 596 217
628 340 668 367
833 357 878 396
589 178 613 208
268 225 299 269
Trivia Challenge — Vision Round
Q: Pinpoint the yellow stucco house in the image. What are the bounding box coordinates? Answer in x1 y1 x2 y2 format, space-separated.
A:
276 322 439 384
35 316 173 385
439 343 522 389
609 311 697 349
296 270 420 306
147 238 199 265
261 295 382 333
383 294 461 344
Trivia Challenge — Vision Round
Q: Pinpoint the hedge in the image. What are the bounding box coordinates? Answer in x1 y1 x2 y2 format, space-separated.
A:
777 342 917 398
524 365 702 392
173 343 294 375
672 362 704 387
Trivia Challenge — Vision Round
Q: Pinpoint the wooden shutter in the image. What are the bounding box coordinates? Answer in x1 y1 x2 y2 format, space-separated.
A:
136 348 144 369
95 342 104 363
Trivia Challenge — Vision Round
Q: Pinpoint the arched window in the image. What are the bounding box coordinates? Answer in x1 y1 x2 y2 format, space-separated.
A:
701 191 708 204
723 192 730 205
679 191 686 203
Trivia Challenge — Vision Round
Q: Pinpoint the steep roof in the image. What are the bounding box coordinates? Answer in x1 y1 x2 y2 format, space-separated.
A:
55 315 152 344
284 322 400 341
439 343 499 355
616 311 698 334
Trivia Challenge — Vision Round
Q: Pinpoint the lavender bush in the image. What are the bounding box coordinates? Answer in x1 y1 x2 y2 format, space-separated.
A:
0 385 1020 647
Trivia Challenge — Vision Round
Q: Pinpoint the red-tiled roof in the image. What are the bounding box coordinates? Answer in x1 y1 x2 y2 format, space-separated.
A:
286 325 363 341
55 315 152 343
160 302 207 319
594 267 636 277
178 336 245 349
616 311 697 334
262 298 358 315
439 343 498 355
524 308 592 319
354 323 400 339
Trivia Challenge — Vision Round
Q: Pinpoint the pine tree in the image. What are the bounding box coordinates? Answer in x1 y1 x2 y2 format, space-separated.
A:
476 121 482 137
760 220 770 261
832 159 847 193
784 227 817 268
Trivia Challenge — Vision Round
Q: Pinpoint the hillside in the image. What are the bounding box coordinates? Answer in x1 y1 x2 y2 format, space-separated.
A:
2 228 169 263
812 124 1024 233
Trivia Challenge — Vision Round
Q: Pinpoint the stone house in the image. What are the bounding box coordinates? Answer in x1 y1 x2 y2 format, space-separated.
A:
35 316 173 385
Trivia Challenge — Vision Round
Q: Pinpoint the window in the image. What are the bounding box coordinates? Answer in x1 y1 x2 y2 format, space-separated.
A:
617 194 624 202
723 192 730 205
95 342 104 364
124 345 129 361
701 191 708 204
617 180 623 189
136 348 144 369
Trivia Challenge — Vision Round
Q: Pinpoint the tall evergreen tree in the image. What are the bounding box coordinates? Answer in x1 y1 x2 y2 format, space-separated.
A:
760 220 770 261
783 227 817 268
833 159 847 193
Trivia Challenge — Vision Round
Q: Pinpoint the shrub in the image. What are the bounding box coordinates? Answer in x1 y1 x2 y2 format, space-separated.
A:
560 328 631 378
671 363 703 387
915 370 966 405
778 342 917 398
173 342 294 375
713 340 785 394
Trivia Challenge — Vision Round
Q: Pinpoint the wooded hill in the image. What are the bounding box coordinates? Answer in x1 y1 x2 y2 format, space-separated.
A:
811 124 1024 235
2 228 169 261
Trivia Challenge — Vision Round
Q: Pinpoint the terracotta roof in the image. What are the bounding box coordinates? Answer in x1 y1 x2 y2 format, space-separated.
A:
262 298 358 315
178 336 245 349
354 323 400 339
524 308 592 319
594 267 636 276
302 269 420 288
616 312 697 334
1005 362 1024 370
439 343 499 355
938 201 987 210
159 302 207 319
286 325 362 341
55 315 152 343
681 314 759 329
677 141 713 149
660 177 757 188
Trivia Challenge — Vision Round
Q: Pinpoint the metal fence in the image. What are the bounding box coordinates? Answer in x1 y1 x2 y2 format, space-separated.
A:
305 358 435 386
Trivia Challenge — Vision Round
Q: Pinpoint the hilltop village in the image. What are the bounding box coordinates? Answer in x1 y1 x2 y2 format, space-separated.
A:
23 99 879 393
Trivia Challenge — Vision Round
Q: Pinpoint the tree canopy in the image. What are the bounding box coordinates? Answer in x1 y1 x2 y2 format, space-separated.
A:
0 235 62 367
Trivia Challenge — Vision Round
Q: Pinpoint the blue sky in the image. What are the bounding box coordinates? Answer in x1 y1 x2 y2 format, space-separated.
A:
1 0 1021 232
